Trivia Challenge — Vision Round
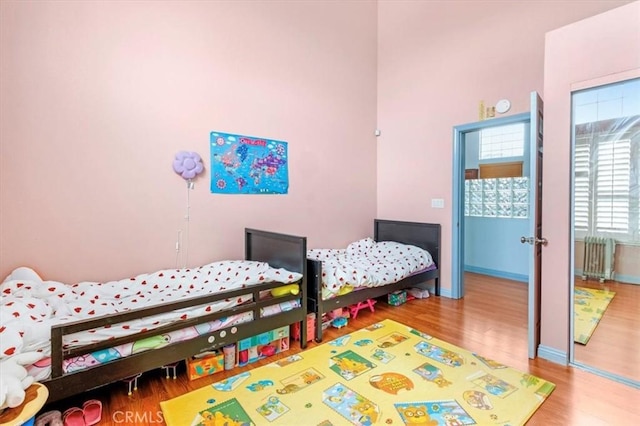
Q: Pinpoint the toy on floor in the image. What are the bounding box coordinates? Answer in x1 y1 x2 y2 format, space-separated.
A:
260 345 277 357
0 352 44 412
331 316 348 329
0 383 49 426
348 299 377 319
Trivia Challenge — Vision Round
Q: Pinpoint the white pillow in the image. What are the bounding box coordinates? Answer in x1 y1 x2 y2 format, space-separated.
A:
2 267 42 284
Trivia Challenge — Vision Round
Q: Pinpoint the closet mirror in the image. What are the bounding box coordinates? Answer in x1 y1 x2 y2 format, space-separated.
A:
571 77 640 386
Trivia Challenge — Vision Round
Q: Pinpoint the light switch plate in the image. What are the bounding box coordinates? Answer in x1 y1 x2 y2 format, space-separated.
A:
431 198 444 208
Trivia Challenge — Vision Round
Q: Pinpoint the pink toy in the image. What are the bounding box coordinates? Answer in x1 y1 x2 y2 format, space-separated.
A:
260 345 276 357
349 299 376 319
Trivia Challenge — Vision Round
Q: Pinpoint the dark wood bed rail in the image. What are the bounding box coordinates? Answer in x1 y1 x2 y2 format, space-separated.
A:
46 279 304 400
43 228 308 403
50 281 303 370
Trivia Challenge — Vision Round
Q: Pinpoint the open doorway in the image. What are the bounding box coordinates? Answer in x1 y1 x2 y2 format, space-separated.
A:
451 112 531 299
452 93 545 358
462 124 531 285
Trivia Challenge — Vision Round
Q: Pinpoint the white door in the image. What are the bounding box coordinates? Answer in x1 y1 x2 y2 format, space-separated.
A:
524 91 546 359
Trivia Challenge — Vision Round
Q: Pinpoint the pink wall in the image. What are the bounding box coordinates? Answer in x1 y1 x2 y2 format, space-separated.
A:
0 1 378 282
376 0 632 296
1 0 635 345
542 2 640 353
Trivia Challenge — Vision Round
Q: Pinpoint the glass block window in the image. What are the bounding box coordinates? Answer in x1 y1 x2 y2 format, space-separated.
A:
465 177 529 219
479 123 525 160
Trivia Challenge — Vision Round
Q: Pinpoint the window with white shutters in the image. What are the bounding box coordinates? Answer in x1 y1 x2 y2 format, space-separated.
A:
595 137 631 234
572 78 640 244
573 124 638 243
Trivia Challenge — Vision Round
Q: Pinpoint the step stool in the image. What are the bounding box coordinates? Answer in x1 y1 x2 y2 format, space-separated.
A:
349 298 376 319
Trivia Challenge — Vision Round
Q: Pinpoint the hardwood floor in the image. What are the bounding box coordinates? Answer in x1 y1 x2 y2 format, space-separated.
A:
39 274 640 425
573 278 640 382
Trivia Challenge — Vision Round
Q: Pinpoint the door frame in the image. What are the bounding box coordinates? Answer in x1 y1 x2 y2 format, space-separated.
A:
451 112 530 300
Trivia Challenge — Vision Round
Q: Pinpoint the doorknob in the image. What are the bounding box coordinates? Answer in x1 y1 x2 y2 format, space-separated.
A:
520 236 548 246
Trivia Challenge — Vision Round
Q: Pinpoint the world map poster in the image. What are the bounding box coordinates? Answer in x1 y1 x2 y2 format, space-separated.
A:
210 131 289 194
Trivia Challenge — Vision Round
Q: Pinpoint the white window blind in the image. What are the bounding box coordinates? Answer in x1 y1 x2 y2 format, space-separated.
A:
595 138 631 233
574 125 638 243
573 78 640 244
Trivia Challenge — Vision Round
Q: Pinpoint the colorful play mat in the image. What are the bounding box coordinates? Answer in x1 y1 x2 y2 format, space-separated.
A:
574 286 616 345
161 319 555 425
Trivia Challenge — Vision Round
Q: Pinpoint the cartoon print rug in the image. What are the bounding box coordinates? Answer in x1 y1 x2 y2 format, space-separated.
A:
574 286 616 345
160 319 555 426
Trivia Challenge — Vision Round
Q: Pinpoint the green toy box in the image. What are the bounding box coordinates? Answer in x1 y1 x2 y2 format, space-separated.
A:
387 290 407 306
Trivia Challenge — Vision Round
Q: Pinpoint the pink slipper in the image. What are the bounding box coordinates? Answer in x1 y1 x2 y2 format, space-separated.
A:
62 407 84 426
82 399 102 426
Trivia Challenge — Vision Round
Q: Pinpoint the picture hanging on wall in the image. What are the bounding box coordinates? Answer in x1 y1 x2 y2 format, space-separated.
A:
210 131 289 194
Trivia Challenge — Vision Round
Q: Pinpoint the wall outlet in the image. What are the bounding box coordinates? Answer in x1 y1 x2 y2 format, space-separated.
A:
431 198 445 208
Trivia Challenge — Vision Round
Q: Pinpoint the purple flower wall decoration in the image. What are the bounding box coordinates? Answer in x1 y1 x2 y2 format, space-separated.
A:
173 151 204 180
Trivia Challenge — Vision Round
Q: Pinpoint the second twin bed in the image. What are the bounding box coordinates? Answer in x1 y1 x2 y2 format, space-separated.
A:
307 219 441 341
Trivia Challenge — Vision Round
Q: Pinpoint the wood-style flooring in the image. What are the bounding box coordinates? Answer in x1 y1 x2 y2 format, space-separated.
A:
573 278 640 382
40 273 640 425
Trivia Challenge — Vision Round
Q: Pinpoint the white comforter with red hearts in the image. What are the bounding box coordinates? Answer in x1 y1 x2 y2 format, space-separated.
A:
307 238 434 300
0 261 302 378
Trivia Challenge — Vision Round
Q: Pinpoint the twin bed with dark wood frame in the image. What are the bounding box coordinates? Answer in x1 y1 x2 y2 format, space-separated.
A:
43 228 308 403
41 221 440 401
307 219 441 342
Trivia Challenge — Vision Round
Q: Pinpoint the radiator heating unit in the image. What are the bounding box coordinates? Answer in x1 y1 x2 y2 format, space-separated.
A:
581 236 616 282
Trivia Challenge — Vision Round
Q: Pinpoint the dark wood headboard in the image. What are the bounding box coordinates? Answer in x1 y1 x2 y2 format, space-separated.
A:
374 219 441 268
245 228 307 275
